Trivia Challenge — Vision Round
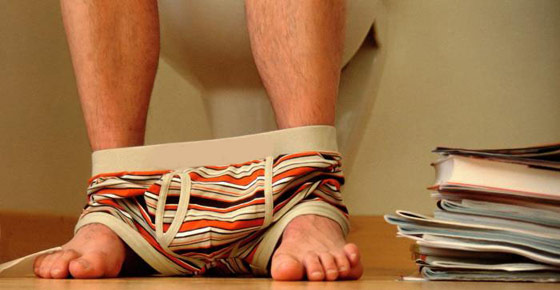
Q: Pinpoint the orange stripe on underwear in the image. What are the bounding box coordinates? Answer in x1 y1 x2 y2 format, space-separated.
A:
177 218 264 232
96 198 124 209
94 188 147 198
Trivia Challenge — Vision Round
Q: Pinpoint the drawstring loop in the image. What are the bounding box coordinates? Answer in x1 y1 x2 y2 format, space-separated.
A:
155 171 192 248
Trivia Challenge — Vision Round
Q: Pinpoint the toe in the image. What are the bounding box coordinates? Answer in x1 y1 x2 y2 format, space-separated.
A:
319 253 339 281
344 243 360 267
33 254 47 277
69 255 103 278
271 253 305 281
50 250 80 279
68 251 121 278
68 258 93 278
38 252 61 278
343 243 364 280
303 253 324 281
333 251 351 278
347 261 364 280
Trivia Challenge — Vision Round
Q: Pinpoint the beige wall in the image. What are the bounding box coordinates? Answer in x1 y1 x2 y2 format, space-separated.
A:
0 1 89 216
1 0 559 217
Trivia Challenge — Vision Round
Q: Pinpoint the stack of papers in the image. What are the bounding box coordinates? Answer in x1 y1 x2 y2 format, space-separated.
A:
385 143 560 282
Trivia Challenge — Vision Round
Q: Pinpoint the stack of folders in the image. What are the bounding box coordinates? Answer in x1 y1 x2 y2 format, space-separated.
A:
385 143 560 282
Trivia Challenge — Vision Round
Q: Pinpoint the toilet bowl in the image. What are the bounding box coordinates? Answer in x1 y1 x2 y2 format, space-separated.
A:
158 0 387 174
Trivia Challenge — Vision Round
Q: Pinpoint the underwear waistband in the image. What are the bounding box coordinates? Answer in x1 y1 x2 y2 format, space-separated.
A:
92 125 339 175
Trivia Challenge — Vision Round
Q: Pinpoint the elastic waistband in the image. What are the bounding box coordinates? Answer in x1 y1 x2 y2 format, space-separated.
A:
92 125 339 175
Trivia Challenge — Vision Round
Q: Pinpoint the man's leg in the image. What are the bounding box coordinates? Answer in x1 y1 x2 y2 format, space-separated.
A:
245 0 363 281
34 0 159 278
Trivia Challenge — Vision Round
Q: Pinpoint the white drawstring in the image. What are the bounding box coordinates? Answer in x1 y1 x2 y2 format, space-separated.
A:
155 171 192 249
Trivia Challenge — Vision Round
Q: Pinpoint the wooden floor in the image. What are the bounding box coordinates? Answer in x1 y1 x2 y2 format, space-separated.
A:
0 214 558 289
4 272 559 290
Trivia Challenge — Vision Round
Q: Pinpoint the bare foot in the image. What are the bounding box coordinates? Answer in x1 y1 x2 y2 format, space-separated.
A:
270 215 363 281
33 223 126 279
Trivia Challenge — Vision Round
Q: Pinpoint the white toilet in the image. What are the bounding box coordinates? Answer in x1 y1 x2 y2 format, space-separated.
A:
158 0 386 174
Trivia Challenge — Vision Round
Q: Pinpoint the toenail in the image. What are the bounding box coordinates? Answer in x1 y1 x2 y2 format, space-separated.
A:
339 266 347 272
78 259 90 270
52 269 61 275
350 254 357 261
311 271 323 279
